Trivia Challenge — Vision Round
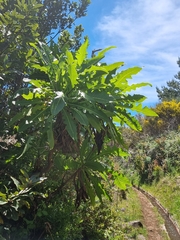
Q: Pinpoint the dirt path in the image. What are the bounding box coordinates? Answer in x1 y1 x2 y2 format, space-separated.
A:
134 188 168 240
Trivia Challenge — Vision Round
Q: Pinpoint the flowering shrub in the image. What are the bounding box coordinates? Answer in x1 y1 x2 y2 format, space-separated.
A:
143 100 180 136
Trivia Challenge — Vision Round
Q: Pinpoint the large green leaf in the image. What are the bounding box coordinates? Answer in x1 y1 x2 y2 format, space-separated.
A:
88 173 111 202
85 65 108 74
81 55 104 71
70 102 110 123
62 110 77 141
122 82 152 93
106 121 124 144
79 139 89 160
114 174 131 190
76 38 88 66
82 170 96 205
97 46 116 57
10 176 21 190
71 108 89 126
66 51 78 88
50 92 65 116
85 113 102 132
83 105 110 123
128 94 147 103
68 62 78 88
99 62 124 73
116 109 142 131
85 161 105 172
84 90 113 104
131 104 158 116
114 67 142 88
47 120 54 150
81 46 116 71
17 136 34 159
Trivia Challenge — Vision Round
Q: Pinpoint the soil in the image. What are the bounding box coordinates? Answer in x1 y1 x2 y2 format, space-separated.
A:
134 188 168 240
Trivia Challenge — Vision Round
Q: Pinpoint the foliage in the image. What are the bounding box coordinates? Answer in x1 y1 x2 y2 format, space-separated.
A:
0 0 89 138
142 100 180 136
78 187 146 240
0 37 156 238
0 0 90 40
125 131 180 184
0 173 48 239
28 194 84 240
37 0 90 41
0 0 41 132
156 57 180 101
0 1 157 238
8 38 154 204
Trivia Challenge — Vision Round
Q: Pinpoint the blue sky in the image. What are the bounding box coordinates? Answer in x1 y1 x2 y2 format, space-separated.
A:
75 0 180 106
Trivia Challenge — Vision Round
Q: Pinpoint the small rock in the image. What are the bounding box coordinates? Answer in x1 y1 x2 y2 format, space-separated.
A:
128 220 143 228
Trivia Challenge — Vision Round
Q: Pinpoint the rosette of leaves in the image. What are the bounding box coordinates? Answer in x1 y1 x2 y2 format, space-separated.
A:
9 38 157 205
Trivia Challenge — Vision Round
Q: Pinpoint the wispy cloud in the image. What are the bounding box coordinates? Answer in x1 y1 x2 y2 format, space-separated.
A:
94 0 180 104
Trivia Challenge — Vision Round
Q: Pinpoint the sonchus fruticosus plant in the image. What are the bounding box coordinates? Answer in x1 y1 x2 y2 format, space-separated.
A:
9 38 157 206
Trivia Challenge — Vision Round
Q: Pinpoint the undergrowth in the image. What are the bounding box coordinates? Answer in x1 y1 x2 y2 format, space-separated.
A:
77 187 147 240
107 187 147 239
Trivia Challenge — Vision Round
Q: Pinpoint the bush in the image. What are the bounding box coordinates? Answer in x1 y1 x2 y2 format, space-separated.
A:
143 100 180 136
126 131 180 184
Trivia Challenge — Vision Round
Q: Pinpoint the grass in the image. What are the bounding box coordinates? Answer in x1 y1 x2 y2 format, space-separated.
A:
142 174 180 227
107 187 147 239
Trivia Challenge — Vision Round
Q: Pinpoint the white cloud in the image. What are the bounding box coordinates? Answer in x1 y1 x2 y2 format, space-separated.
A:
94 0 180 104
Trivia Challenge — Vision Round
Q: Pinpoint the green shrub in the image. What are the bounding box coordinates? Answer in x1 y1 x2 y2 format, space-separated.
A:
125 131 180 184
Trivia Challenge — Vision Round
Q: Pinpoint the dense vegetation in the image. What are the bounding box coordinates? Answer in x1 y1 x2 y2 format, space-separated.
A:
120 99 180 236
122 99 180 183
0 0 159 239
1 0 180 239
